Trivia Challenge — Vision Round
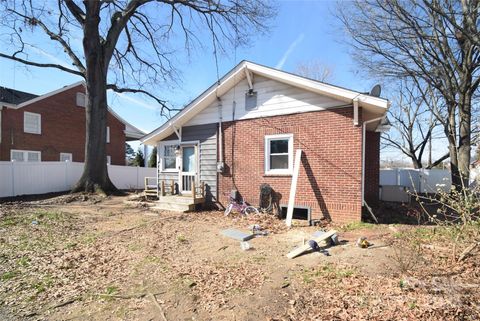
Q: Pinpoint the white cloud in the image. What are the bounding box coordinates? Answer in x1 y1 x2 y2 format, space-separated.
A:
275 33 305 70
112 91 157 111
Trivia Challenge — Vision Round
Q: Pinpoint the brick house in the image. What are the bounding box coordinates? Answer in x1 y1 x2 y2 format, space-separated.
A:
141 61 389 223
0 82 144 165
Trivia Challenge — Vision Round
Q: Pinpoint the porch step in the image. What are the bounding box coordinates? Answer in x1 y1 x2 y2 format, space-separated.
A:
159 195 204 205
151 202 193 212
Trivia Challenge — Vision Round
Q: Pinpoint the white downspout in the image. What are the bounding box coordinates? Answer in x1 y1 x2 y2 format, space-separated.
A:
362 116 384 206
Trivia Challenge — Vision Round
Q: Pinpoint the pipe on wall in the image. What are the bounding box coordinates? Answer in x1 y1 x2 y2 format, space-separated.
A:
361 116 384 206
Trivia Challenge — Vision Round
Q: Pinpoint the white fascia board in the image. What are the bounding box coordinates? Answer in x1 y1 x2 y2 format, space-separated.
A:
140 61 248 145
141 60 389 145
244 62 389 110
16 81 85 108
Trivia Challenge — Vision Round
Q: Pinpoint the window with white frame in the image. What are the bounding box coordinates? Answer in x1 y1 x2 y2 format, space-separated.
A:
60 153 72 162
107 155 111 165
106 126 110 143
11 149 41 162
160 141 178 172
264 134 293 175
24 112 41 134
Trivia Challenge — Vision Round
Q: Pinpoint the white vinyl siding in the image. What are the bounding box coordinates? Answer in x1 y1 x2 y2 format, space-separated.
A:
11 149 41 162
159 140 179 172
24 112 41 134
106 126 110 143
60 153 72 162
264 134 293 175
184 76 345 126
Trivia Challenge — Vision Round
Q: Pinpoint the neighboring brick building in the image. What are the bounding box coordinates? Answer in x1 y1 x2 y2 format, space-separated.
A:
141 61 390 223
0 82 144 165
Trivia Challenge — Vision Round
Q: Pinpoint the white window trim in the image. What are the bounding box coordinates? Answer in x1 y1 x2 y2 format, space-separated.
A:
106 126 110 143
60 152 73 162
24 112 41 134
159 140 179 173
264 134 294 176
10 149 42 162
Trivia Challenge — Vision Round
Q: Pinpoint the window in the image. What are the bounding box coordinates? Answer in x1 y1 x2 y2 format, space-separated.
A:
106 126 110 143
24 112 41 134
107 155 111 165
160 141 178 172
10 150 41 162
264 134 293 175
245 90 258 110
60 153 72 162
76 92 86 107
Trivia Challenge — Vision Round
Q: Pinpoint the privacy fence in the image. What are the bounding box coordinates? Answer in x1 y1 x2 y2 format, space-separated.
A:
0 161 156 198
379 168 451 202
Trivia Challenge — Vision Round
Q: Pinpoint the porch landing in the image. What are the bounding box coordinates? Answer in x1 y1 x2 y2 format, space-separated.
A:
150 195 205 212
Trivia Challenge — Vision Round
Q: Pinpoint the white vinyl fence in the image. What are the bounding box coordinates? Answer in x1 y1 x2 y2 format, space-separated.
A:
379 168 451 202
0 161 156 198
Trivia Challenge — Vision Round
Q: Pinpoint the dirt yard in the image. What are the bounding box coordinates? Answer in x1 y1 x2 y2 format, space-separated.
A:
0 193 479 320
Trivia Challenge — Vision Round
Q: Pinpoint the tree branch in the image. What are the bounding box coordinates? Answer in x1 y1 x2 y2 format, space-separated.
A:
0 52 84 76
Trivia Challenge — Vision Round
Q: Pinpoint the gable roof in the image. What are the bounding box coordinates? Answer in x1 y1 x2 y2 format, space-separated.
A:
0 87 38 105
0 81 145 140
141 60 390 145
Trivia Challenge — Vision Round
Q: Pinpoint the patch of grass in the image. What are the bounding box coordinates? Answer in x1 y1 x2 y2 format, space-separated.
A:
105 285 119 295
127 243 141 251
33 276 54 294
340 221 376 232
301 264 355 284
17 257 30 267
64 242 78 249
0 217 18 227
1 270 19 281
82 232 99 244
176 234 187 243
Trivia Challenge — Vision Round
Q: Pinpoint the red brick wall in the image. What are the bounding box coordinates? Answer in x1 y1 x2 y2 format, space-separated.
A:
364 131 380 206
0 85 126 165
218 107 364 223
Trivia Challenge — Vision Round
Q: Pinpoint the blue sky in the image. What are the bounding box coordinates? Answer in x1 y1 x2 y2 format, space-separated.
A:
0 0 424 161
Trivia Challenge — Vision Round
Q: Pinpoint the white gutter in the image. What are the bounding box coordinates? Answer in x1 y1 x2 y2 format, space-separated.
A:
361 116 384 206
218 100 223 162
0 106 2 144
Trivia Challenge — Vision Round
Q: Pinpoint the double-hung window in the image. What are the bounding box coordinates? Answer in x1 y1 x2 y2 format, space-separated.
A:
160 141 178 172
264 134 293 175
24 112 41 134
11 149 41 162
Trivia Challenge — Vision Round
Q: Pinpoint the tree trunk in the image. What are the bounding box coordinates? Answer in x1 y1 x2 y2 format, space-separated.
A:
72 3 116 194
457 91 472 188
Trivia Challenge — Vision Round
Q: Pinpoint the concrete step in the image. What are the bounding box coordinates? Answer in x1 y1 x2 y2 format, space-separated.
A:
150 202 193 212
159 195 200 205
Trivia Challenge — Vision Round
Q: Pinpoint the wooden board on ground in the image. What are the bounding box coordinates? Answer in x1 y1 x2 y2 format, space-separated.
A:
286 230 337 259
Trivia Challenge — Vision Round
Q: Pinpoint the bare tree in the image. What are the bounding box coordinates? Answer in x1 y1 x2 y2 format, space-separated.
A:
383 80 449 169
0 0 274 193
337 0 480 189
294 60 334 82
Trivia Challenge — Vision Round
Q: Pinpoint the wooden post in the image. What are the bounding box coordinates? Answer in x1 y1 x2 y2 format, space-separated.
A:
286 150 302 228
161 180 165 197
201 182 205 198
144 177 148 193
192 179 196 201
171 180 175 195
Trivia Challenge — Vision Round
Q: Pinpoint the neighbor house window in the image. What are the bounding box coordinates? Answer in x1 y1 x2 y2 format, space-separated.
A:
76 92 86 107
11 149 41 162
106 126 110 143
160 141 178 172
264 134 293 175
60 153 72 162
24 112 41 134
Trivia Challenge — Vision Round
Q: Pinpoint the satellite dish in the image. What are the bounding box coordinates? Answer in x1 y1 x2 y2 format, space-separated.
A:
369 84 382 97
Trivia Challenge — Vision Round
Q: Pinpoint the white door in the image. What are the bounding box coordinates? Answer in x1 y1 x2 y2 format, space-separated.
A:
180 145 197 194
